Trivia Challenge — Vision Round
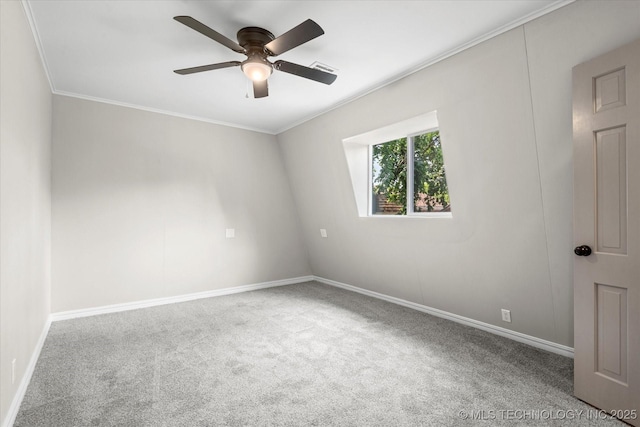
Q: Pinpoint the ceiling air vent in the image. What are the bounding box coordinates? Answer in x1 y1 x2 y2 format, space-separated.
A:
310 61 338 74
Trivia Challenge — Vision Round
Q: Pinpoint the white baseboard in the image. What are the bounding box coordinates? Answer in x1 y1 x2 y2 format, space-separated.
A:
313 276 574 358
50 276 314 321
50 274 574 357
2 317 51 427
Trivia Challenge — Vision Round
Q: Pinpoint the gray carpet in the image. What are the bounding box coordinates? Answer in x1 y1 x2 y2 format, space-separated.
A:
15 281 622 426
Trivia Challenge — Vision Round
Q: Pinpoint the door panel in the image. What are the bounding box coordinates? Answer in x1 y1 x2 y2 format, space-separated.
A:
596 283 627 384
595 126 627 254
595 68 626 113
573 38 639 426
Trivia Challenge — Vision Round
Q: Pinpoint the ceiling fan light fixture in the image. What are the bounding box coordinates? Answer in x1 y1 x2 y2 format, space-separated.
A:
241 60 272 82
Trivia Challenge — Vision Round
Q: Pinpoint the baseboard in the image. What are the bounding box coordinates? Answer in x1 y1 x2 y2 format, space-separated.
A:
50 275 314 321
2 317 51 427
313 276 574 358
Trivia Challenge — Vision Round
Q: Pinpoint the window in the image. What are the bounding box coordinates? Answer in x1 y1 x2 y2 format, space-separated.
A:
371 129 450 215
342 111 451 218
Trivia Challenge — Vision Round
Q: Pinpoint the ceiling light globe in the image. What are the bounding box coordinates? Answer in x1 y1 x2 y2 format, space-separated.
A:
242 61 272 82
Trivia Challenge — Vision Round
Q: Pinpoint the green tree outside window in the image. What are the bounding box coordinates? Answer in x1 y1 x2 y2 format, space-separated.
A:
372 130 450 215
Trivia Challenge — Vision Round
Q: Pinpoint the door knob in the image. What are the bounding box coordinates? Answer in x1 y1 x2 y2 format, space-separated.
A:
574 245 592 256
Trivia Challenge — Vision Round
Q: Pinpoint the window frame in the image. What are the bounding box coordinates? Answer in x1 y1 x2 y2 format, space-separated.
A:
369 126 451 218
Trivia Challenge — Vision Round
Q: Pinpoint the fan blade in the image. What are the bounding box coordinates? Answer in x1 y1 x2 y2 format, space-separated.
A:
274 60 337 85
174 16 244 53
253 80 269 98
174 61 241 75
264 19 324 56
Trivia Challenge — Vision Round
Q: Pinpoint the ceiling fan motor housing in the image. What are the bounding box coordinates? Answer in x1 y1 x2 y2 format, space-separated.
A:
237 27 275 49
237 27 275 80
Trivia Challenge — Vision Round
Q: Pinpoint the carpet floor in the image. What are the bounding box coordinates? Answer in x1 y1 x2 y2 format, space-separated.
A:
15 281 622 426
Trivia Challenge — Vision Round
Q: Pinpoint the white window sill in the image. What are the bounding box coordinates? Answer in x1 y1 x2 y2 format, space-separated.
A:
366 212 453 219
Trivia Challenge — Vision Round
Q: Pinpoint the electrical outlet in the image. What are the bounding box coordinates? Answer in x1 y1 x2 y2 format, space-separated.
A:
11 359 16 384
501 309 512 323
225 228 235 238
320 229 328 238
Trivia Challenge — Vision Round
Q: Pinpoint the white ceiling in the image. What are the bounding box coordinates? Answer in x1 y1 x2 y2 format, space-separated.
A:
26 0 570 134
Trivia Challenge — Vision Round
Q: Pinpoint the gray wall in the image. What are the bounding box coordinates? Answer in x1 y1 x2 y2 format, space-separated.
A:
0 1 52 423
277 0 640 347
51 96 310 312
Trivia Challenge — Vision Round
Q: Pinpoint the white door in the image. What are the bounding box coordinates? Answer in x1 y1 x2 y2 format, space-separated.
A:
573 38 640 426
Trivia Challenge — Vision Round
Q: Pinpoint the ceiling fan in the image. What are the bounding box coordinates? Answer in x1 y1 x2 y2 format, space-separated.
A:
173 16 337 98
